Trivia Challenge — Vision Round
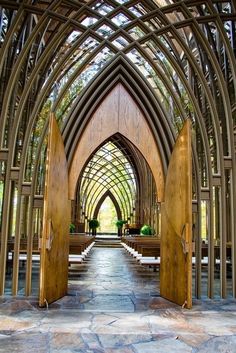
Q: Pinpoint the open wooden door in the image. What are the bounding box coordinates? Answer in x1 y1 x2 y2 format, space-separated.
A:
39 114 70 307
160 119 192 308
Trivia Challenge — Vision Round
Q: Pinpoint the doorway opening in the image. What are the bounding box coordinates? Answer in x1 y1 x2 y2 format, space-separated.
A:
97 196 117 235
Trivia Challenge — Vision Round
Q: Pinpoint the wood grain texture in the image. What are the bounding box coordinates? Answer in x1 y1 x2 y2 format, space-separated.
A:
39 114 70 307
68 83 164 201
160 119 192 308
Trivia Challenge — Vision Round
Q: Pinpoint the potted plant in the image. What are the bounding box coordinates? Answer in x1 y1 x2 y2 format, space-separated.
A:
88 219 100 236
70 223 76 233
140 224 155 236
115 220 127 237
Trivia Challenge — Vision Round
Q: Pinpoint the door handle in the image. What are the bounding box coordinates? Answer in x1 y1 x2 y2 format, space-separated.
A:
46 219 54 251
181 223 189 254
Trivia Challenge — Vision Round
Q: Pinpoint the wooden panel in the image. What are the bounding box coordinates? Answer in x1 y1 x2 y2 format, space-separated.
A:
118 85 164 200
39 114 70 307
212 175 221 186
68 85 119 194
33 197 43 208
224 157 232 169
22 183 31 195
10 168 19 180
0 149 8 160
68 83 164 201
160 119 192 308
201 189 210 200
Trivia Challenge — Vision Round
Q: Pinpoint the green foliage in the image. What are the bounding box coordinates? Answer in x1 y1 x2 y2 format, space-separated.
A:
70 223 76 233
89 219 100 229
140 224 155 236
115 220 127 229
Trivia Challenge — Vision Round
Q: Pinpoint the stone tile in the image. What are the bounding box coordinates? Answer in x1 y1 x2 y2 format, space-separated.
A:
0 332 49 353
0 316 37 333
98 333 152 348
185 312 236 335
40 311 93 332
83 295 134 313
178 333 210 347
196 335 236 353
81 333 103 350
50 332 86 350
55 295 82 306
104 314 150 334
149 297 178 310
92 314 120 327
0 299 36 315
133 337 193 353
104 347 134 353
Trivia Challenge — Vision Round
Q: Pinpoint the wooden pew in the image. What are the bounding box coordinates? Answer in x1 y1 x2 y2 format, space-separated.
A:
6 234 95 266
124 224 141 235
121 236 160 270
137 245 160 257
68 234 95 264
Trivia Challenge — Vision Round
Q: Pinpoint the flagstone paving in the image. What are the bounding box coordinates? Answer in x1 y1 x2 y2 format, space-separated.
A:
0 247 236 352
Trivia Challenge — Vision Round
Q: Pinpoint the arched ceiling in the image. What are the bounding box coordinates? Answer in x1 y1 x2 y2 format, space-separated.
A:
1 0 235 194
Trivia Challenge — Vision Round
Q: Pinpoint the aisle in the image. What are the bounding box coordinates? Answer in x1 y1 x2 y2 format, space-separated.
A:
60 247 161 312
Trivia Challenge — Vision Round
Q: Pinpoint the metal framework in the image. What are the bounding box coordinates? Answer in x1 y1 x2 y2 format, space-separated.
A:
0 0 235 299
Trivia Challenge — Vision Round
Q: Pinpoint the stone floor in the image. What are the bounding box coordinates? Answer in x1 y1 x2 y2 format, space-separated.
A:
1 247 236 352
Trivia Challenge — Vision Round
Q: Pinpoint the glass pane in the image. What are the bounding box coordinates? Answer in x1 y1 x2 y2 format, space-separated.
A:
96 24 114 37
201 200 208 243
111 13 131 27
128 26 146 39
115 0 130 3
81 17 98 27
11 185 18 237
128 6 143 17
55 47 115 123
93 1 114 15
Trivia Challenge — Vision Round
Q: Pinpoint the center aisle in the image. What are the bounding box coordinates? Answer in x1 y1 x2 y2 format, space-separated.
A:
64 247 161 312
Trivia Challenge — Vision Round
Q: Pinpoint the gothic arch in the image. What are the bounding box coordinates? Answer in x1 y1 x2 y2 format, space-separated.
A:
68 82 165 202
64 55 174 170
93 191 122 221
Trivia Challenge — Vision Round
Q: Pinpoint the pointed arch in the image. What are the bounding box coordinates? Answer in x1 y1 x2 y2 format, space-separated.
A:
93 190 122 221
68 83 165 202
64 55 173 171
78 138 137 222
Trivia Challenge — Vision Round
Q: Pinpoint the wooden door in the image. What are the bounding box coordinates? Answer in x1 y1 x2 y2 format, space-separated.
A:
39 114 70 307
160 119 192 308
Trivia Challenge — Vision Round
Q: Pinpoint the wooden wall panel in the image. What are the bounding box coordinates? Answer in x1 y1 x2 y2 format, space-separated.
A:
39 114 70 307
118 85 164 200
68 83 164 201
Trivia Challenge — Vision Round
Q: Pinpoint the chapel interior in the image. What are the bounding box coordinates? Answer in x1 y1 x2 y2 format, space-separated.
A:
0 0 236 351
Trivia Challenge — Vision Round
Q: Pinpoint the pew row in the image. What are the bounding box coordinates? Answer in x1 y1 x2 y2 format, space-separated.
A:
121 236 160 271
68 234 95 264
7 234 95 266
121 236 232 269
